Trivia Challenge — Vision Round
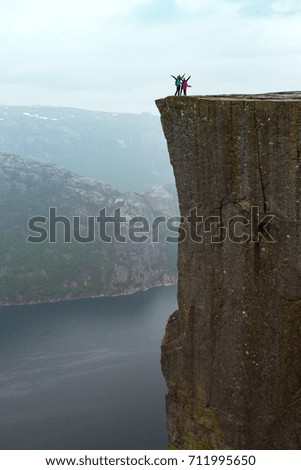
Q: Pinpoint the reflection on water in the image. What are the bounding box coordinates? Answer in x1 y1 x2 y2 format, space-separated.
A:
0 285 177 450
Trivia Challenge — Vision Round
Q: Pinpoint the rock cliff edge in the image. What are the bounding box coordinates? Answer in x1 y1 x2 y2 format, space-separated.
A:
156 93 301 449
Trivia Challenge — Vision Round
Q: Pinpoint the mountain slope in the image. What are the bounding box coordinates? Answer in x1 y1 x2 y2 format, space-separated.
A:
0 153 178 305
0 105 173 192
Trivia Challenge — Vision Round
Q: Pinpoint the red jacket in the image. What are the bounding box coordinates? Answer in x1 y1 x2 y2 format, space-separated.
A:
181 76 191 90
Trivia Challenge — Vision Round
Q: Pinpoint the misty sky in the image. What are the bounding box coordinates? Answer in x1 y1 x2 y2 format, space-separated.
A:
0 0 301 114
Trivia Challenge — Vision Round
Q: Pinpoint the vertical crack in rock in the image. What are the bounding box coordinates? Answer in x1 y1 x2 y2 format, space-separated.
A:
253 102 268 214
156 93 301 450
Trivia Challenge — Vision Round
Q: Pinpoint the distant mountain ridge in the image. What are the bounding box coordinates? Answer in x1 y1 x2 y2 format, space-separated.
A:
0 105 173 192
0 153 178 305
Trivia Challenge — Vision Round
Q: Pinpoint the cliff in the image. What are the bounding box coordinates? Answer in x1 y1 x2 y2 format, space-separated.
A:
0 153 177 305
156 93 301 449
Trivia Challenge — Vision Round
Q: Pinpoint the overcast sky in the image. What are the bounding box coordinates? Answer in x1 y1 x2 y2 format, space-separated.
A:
0 0 301 114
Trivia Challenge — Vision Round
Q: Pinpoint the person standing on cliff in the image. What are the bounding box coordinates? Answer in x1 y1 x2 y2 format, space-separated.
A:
171 74 184 96
181 76 191 95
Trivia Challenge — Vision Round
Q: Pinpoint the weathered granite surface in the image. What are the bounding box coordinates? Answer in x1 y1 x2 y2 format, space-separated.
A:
156 93 301 449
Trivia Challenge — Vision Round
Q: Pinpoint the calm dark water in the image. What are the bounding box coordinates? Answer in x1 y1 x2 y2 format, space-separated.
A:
0 285 177 450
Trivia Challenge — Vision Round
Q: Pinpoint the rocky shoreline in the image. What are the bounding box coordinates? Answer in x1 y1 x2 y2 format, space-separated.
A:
0 278 177 308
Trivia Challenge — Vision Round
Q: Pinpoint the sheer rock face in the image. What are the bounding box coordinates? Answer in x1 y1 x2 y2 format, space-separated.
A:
156 93 301 449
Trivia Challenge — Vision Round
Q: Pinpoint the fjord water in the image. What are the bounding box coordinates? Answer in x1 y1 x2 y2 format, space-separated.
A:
0 285 177 450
